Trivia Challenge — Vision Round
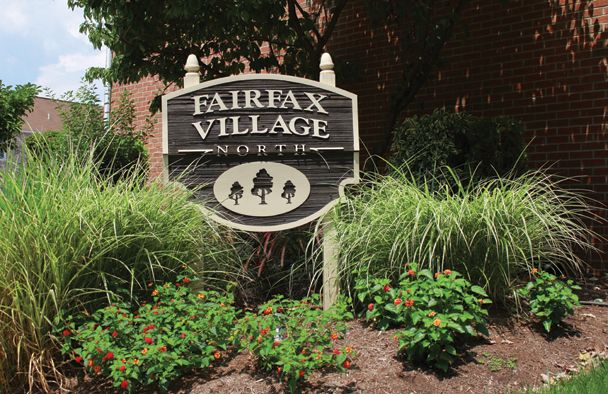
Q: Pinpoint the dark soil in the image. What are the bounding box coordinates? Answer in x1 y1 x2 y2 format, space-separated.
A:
69 279 608 394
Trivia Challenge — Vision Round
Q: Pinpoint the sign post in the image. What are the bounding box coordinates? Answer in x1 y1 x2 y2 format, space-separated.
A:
162 53 359 308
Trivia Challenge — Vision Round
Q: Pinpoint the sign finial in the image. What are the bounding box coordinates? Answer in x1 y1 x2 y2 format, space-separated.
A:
319 52 335 86
184 54 201 88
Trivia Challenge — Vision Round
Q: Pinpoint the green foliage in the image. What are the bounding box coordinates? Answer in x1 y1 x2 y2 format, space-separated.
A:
330 169 596 306
518 270 581 332
390 108 526 182
0 148 241 391
235 295 354 393
355 264 491 372
0 81 39 150
479 352 517 372
27 86 149 180
527 359 608 394
59 277 238 392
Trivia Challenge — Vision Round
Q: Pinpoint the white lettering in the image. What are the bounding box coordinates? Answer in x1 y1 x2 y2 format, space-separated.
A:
288 117 310 136
269 115 292 135
294 144 306 155
304 93 328 114
192 119 215 140
206 92 228 113
311 119 329 139
244 90 264 109
217 145 229 156
250 115 268 134
192 95 209 115
257 145 267 156
266 90 282 108
230 116 249 135
237 145 249 156
275 144 286 155
230 90 241 109
280 90 302 110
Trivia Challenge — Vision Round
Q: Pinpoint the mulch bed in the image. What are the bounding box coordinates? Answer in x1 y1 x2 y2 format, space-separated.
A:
71 278 608 394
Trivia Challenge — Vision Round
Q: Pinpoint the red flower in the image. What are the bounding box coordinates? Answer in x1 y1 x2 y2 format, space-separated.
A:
213 351 221 360
262 307 273 315
343 359 351 369
144 337 153 345
332 348 341 355
103 351 115 361
180 333 187 339
111 330 118 338
62 329 71 337
299 370 305 378
407 269 416 277
394 298 402 305
93 365 102 374
367 303 374 311
272 340 281 348
260 327 270 336
405 299 414 308
175 282 181 287
120 380 129 390
277 307 284 313
119 365 126 372
74 356 82 363
277 366 282 375
159 345 167 352
383 284 391 292
182 277 190 284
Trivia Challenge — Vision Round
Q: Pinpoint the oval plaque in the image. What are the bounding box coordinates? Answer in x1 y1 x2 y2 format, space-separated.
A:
213 162 311 217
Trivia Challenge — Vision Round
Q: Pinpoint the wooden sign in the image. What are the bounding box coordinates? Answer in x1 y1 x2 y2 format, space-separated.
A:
162 64 359 232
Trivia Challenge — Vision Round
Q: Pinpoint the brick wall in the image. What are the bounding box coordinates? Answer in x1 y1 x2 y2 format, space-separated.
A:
115 0 608 268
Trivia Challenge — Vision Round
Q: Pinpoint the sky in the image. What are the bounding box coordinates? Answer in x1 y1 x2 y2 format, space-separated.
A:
0 0 106 100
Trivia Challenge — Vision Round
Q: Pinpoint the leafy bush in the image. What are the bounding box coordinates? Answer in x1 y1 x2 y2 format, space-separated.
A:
59 276 238 391
355 264 491 372
235 295 354 393
25 86 149 180
390 108 526 181
330 170 596 306
518 269 581 332
0 81 39 150
0 149 241 391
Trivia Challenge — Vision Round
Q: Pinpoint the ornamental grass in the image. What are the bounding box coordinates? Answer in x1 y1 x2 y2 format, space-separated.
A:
0 148 241 392
329 167 598 307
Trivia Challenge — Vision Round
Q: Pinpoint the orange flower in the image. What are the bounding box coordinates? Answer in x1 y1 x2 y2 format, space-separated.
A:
182 277 190 284
272 340 281 348
434 272 442 279
433 319 442 327
443 269 452 275
277 366 282 375
262 307 273 315
407 269 416 277
428 311 436 317
88 359 94 367
197 293 206 300
152 289 159 296
405 299 414 308
159 345 167 352
394 298 402 305
133 359 140 365
531 268 539 274
345 346 353 353
141 348 148 355
94 365 102 374
330 332 339 340
214 351 221 360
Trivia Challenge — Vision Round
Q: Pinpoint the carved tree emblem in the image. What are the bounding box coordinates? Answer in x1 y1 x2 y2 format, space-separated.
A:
251 169 273 205
228 181 244 205
281 180 296 204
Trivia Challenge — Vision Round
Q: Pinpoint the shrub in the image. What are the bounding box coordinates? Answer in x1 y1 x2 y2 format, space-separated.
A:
518 269 581 332
330 170 596 306
390 108 526 182
235 295 354 393
59 276 238 391
25 86 150 180
0 149 241 391
355 264 491 372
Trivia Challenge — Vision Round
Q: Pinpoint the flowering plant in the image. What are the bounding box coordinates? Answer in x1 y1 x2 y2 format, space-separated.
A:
59 275 238 391
355 263 492 371
234 295 354 393
518 269 580 332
